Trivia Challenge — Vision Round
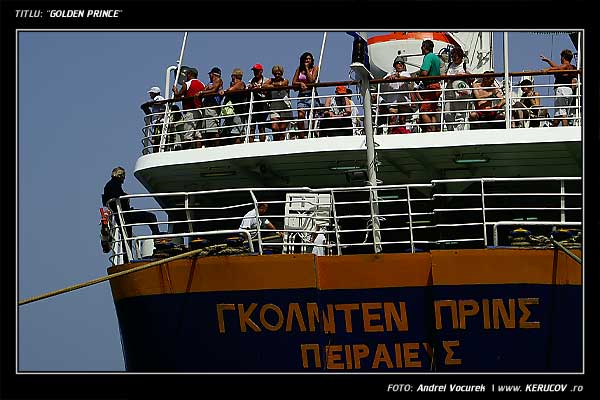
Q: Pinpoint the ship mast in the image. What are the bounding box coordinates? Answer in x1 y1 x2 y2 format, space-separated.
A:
351 57 382 253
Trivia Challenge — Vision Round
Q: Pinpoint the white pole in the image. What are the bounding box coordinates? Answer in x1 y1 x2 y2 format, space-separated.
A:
173 32 189 100
575 31 581 126
160 32 188 151
351 61 381 253
308 32 327 137
503 31 511 130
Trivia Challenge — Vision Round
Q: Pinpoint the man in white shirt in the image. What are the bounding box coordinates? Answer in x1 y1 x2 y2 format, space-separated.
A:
444 46 472 130
382 57 413 134
239 203 283 238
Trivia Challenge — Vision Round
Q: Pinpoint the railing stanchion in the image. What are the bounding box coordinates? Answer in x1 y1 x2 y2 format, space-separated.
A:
481 179 488 247
406 187 415 253
246 92 254 143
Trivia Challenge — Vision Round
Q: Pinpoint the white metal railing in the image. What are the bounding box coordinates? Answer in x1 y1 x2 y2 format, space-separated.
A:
103 177 581 264
140 70 581 153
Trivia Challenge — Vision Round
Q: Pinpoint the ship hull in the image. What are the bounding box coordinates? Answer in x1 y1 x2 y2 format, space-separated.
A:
108 249 582 372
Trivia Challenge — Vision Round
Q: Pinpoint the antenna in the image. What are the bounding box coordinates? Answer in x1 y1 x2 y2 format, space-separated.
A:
160 32 188 152
173 32 189 98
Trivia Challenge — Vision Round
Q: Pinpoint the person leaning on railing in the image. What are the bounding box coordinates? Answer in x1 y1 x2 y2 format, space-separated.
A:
247 63 270 142
219 68 247 145
140 86 166 153
292 52 320 139
382 56 414 134
512 79 544 128
172 67 205 149
320 86 353 137
263 65 292 141
195 67 224 147
468 72 505 129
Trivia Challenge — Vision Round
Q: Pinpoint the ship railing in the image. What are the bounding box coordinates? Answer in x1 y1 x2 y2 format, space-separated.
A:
104 177 581 263
432 177 582 248
140 70 581 154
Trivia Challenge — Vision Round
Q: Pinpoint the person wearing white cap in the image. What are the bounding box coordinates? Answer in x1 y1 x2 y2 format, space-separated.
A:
380 57 414 134
141 86 166 153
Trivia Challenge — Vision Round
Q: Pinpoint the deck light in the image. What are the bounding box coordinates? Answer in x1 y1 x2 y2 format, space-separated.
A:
453 155 489 164
201 171 236 177
329 165 364 171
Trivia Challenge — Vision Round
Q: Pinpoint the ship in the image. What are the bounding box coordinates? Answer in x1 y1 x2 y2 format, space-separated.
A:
103 31 582 372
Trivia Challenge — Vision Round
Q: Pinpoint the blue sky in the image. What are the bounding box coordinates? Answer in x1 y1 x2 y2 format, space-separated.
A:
17 31 577 371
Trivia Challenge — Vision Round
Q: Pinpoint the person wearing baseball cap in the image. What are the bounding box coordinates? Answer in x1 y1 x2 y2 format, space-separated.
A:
248 63 268 141
208 66 221 76
383 57 413 134
221 68 246 145
321 85 352 137
172 67 206 148
195 67 224 146
141 86 166 152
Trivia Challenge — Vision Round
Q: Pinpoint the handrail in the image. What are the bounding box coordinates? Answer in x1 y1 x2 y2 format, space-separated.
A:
144 69 583 108
103 177 581 262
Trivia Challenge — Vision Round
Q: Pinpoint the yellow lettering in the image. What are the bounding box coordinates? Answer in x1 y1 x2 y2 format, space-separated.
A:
238 303 261 332
285 303 307 332
325 345 344 370
403 342 421 368
362 302 383 332
493 299 516 329
344 344 353 369
458 299 480 329
383 302 409 331
300 344 321 368
434 300 459 329
306 302 320 332
335 303 359 333
352 344 369 369
518 298 541 329
259 303 284 331
443 340 462 365
394 343 403 368
422 342 435 368
216 303 235 333
482 298 491 329
372 343 394 369
322 304 336 334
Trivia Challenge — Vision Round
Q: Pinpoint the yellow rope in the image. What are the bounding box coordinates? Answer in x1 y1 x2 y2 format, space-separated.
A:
18 245 226 306
19 234 283 306
550 238 582 264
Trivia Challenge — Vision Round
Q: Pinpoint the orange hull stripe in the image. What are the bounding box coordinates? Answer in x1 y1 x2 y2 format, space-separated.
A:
108 249 582 301
317 253 432 289
367 32 458 46
430 249 582 285
109 254 317 301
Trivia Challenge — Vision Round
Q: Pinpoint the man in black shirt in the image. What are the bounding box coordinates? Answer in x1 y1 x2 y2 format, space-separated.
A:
102 166 162 238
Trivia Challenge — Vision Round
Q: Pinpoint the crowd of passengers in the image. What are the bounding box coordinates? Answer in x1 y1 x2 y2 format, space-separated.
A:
141 42 579 151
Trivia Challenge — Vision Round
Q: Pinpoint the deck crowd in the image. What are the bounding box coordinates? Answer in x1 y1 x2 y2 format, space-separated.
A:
140 42 578 152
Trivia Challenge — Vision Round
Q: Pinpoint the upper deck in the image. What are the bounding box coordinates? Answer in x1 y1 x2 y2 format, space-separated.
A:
135 69 582 193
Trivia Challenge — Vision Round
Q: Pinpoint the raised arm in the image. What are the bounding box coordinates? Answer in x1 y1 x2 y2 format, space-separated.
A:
539 54 558 68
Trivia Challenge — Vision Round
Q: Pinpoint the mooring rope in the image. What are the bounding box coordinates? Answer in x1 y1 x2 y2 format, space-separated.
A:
18 245 227 306
550 238 582 264
19 234 284 307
